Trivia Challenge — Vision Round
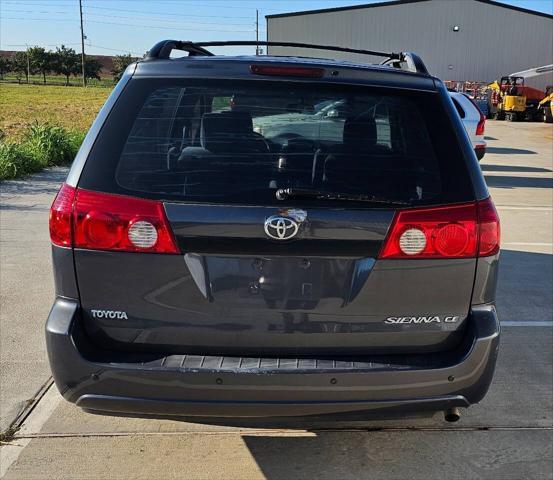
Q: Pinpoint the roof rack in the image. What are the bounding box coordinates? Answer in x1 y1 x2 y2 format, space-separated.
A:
380 52 428 75
145 40 429 75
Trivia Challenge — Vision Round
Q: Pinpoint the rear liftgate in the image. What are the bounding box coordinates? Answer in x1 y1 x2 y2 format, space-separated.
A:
51 184 499 356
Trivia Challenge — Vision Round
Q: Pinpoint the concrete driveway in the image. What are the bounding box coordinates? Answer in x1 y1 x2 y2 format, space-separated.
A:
0 168 69 432
0 121 551 479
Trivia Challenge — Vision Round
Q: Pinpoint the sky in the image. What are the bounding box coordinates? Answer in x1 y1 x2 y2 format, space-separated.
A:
1 0 552 57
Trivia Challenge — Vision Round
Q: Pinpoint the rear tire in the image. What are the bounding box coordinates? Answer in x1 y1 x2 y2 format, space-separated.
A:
525 109 538 122
495 111 505 121
544 107 553 124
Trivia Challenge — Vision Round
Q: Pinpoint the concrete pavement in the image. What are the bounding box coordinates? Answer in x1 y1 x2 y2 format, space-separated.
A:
1 121 552 479
0 167 69 432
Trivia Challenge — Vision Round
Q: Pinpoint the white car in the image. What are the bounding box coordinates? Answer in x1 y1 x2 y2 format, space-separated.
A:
450 92 487 160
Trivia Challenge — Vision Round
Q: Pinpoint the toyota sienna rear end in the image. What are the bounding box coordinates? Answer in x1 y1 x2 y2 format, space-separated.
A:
46 41 500 422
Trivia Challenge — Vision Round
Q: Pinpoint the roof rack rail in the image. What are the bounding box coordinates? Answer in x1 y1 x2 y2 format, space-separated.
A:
145 40 429 75
146 40 215 58
381 52 429 75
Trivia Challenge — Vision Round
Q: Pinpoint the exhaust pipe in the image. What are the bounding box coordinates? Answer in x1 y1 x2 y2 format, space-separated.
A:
444 407 461 422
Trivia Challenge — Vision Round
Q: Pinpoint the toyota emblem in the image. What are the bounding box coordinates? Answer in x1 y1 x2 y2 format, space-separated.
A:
264 215 299 240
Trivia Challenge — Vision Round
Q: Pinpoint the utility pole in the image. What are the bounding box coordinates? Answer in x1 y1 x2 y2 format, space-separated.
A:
25 44 30 83
79 0 86 86
256 9 259 55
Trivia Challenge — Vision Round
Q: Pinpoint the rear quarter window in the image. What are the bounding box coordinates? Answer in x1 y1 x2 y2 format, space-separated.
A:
79 78 474 207
451 97 466 118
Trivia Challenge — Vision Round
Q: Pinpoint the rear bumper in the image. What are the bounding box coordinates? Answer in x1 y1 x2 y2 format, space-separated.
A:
46 298 500 419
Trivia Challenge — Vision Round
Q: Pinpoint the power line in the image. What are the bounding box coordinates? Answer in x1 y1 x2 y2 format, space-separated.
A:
1 0 76 3
1 9 76 15
3 42 143 57
83 0 260 9
85 19 254 33
2 8 254 27
84 5 253 19
1 17 255 33
1 17 81 23
0 1 78 9
83 11 255 27
2 9 254 27
5 43 82 47
86 44 143 56
1 2 254 19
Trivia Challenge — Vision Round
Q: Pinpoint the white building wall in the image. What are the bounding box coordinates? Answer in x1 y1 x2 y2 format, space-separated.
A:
267 0 553 89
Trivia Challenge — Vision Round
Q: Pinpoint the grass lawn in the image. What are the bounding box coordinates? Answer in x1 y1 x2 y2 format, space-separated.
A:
0 83 111 141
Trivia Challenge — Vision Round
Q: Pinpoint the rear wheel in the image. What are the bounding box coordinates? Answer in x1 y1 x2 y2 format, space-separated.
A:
494 110 505 120
524 109 537 122
506 112 516 122
544 107 553 123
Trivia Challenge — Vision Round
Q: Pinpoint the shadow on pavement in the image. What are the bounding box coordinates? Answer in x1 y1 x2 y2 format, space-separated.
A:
484 175 553 189
481 164 552 173
235 251 552 480
241 433 370 480
486 147 536 155
496 249 553 322
0 204 50 212
239 424 551 479
0 167 68 199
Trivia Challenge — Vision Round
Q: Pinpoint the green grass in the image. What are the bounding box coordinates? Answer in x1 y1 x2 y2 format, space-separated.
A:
0 123 85 180
0 83 110 179
0 83 111 141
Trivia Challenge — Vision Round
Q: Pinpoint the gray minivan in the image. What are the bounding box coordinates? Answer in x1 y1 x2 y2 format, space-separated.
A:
47 41 500 423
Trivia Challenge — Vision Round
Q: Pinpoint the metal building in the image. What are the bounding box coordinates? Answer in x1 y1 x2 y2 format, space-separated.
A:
266 0 553 89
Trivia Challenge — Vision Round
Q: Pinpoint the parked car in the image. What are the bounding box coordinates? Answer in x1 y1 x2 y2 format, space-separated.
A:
47 40 500 423
450 91 487 160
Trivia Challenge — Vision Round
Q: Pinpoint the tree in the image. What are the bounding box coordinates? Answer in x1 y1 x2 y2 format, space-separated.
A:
0 56 11 80
111 54 136 81
28 46 53 84
11 51 29 83
52 45 79 86
83 57 102 81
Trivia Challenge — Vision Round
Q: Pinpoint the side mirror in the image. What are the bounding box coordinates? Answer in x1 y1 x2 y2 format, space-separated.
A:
325 109 340 119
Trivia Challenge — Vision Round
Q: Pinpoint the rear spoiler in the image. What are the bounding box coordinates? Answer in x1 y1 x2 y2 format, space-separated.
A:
144 40 429 75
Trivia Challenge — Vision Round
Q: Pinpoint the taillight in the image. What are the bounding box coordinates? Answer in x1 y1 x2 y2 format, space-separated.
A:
379 199 500 259
250 64 324 78
49 183 76 247
477 197 500 256
465 94 486 136
476 110 486 136
49 184 180 254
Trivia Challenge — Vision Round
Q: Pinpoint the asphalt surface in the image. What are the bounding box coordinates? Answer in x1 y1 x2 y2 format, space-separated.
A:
0 121 552 479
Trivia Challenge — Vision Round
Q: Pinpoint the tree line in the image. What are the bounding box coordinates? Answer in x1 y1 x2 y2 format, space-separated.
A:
0 46 138 86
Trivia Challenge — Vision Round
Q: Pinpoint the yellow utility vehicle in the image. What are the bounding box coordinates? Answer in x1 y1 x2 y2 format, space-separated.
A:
489 76 527 121
538 87 553 123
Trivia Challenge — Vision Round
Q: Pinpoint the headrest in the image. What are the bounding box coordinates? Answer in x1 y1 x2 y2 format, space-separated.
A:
201 111 253 137
200 111 254 153
342 116 377 148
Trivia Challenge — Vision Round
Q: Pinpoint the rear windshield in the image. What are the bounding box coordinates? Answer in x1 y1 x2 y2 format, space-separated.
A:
80 78 474 206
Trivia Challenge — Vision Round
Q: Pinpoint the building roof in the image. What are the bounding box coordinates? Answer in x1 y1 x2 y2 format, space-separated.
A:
266 0 553 20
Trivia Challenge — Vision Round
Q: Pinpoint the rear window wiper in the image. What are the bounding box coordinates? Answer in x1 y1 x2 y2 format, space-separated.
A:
275 188 409 206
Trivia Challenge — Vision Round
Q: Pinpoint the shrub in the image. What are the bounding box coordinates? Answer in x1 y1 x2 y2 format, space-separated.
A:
0 123 84 180
0 143 42 180
23 123 83 165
